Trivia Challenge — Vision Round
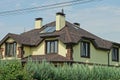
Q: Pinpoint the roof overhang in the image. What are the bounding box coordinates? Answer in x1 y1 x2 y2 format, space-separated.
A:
0 33 21 46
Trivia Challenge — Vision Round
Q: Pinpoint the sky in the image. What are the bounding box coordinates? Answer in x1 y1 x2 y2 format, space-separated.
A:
0 0 120 43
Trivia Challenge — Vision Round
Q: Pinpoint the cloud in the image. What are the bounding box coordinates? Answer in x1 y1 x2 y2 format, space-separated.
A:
64 5 120 42
15 3 22 9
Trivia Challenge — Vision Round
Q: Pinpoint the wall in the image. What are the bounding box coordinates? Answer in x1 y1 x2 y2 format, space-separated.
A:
30 41 45 55
23 46 31 57
73 40 108 65
23 38 67 57
58 40 67 57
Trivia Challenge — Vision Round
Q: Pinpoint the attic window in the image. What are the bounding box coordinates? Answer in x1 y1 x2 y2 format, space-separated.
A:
41 26 55 33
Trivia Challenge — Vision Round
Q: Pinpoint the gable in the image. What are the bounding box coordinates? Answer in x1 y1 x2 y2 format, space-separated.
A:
6 38 15 43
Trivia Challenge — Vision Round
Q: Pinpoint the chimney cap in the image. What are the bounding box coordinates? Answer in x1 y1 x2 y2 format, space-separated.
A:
56 12 65 16
35 18 43 20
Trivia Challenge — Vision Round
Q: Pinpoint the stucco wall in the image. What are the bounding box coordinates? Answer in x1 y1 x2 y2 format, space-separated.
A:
31 41 45 55
1 43 5 58
73 41 108 65
58 40 67 57
23 39 67 57
23 46 31 57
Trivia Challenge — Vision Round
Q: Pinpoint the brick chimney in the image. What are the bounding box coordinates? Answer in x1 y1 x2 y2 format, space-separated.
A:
56 12 65 31
35 18 43 29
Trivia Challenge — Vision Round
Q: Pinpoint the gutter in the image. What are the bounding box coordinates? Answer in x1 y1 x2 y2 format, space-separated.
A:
108 50 110 66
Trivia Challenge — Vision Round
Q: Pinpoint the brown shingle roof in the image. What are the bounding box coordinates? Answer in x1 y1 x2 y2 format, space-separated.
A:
22 54 72 62
0 21 119 50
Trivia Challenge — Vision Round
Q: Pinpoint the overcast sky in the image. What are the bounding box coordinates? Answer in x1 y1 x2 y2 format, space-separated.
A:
0 0 120 43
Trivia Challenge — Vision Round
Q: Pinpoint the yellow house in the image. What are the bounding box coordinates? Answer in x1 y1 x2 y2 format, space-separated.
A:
0 12 120 66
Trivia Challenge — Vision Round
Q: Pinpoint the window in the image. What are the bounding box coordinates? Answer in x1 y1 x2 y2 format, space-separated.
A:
5 42 16 57
112 47 119 61
46 40 58 54
81 42 90 58
41 26 55 33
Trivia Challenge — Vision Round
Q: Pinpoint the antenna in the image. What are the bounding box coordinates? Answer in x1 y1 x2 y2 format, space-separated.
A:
24 27 26 32
62 8 64 14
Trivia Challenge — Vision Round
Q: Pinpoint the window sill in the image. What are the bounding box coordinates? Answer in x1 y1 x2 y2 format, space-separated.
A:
112 60 119 62
81 56 90 58
46 53 58 54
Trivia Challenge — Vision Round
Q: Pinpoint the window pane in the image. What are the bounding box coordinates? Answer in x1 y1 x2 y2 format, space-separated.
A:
112 48 119 61
6 42 17 57
54 41 58 53
6 43 10 56
46 40 58 54
10 44 13 56
81 42 87 56
85 43 88 56
41 26 55 33
50 42 54 53
81 42 90 58
13 43 16 56
47 42 50 54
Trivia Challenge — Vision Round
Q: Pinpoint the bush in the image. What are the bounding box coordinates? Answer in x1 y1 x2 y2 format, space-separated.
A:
0 59 32 80
1 59 120 80
24 60 54 80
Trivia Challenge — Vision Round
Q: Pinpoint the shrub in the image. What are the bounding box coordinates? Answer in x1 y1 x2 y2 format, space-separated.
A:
24 60 54 80
0 59 32 80
1 59 120 80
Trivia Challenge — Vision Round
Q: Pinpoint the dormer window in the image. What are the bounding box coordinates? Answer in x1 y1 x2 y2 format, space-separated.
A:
112 47 119 61
5 42 16 57
81 41 90 58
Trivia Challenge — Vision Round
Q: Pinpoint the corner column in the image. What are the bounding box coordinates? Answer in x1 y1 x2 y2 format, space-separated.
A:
17 46 24 58
66 44 73 60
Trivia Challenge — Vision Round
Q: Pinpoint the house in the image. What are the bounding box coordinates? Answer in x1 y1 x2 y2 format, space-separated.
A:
0 11 120 66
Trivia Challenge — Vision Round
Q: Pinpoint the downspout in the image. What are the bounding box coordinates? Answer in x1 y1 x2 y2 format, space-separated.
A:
108 50 110 66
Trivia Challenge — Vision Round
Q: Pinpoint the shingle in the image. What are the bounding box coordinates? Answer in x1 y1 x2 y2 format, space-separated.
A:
0 21 119 50
22 54 72 62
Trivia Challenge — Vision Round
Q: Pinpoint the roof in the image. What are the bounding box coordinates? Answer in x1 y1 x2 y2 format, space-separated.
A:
0 21 119 50
22 54 72 62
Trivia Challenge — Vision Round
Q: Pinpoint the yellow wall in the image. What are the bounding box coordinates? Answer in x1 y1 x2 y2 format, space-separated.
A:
31 41 45 55
73 40 108 65
58 40 67 57
23 39 67 57
23 46 31 57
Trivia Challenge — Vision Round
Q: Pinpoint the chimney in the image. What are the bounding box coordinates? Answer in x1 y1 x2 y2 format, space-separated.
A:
56 12 65 31
74 23 80 27
35 18 43 29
